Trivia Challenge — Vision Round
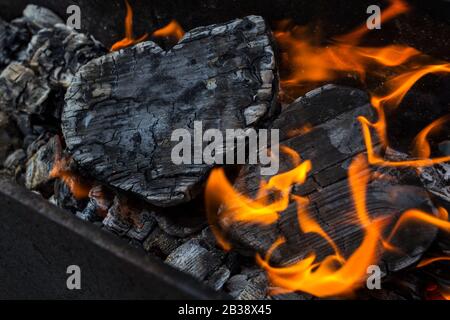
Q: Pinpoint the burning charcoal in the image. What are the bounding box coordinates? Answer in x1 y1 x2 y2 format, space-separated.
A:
103 195 155 240
274 84 374 194
77 185 114 222
385 148 450 205
54 179 86 213
22 24 106 88
0 63 50 116
24 135 60 193
419 163 450 204
0 111 21 164
154 210 206 238
143 227 183 257
218 85 438 274
237 272 267 300
385 75 450 153
205 266 231 291
62 15 278 207
3 149 26 175
165 239 224 281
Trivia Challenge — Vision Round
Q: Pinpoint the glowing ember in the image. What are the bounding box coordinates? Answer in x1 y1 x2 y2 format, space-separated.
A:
49 155 91 199
110 0 148 51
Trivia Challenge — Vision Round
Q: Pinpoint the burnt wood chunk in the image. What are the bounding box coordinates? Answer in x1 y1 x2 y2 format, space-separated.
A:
224 85 438 273
0 18 28 71
0 21 105 124
22 24 106 88
62 15 278 207
1 4 69 72
20 4 64 31
165 239 224 281
0 62 50 115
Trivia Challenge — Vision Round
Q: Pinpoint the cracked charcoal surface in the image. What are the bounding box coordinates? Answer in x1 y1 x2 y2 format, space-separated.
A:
224 85 439 273
165 239 224 281
62 15 279 207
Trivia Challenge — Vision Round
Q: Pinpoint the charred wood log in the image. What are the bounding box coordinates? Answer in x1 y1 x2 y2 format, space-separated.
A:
62 15 278 207
223 85 439 273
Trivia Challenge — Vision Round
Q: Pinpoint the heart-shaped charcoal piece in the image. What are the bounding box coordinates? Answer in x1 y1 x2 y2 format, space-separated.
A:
62 15 278 207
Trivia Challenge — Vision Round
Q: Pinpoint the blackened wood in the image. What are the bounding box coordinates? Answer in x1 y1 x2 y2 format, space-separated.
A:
165 239 225 281
224 85 438 273
0 15 105 134
62 15 278 207
0 4 69 72
0 18 28 71
22 23 105 88
24 134 60 192
0 62 50 115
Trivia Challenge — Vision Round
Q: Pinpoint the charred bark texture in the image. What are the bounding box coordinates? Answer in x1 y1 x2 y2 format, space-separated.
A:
224 85 438 273
62 15 278 207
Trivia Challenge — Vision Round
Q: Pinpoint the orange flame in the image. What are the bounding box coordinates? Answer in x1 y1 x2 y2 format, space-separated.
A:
275 0 416 94
256 155 384 298
110 0 148 51
152 20 185 42
49 155 91 199
358 64 450 167
201 0 450 298
412 115 450 158
275 28 419 88
386 209 450 243
205 147 311 250
417 256 450 268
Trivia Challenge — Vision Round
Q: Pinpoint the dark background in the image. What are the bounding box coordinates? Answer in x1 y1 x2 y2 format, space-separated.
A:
0 0 449 59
